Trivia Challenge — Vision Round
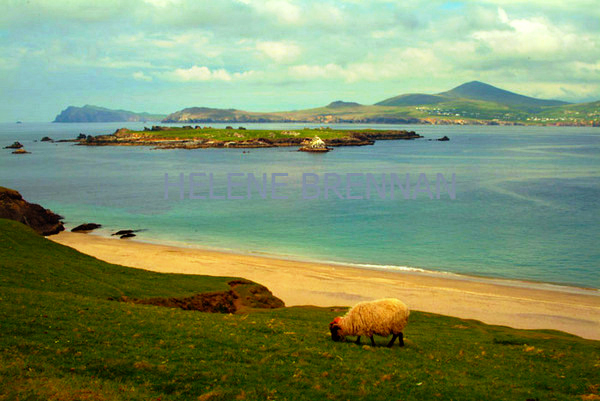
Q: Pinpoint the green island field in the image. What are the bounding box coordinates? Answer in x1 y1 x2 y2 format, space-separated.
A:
1 218 599 400
81 126 421 149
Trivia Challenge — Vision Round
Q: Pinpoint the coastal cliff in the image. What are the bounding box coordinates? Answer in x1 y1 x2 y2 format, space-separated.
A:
0 187 64 235
53 105 166 123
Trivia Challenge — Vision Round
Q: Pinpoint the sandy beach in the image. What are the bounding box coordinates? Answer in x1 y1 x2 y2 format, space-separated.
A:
51 231 600 341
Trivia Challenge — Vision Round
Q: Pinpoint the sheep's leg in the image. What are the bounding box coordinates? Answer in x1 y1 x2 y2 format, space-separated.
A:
398 332 404 347
370 336 376 346
387 334 398 347
355 336 361 345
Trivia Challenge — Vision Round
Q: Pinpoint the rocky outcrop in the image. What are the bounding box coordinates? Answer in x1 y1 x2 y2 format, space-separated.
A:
299 136 331 152
4 141 23 149
0 187 64 235
12 148 30 154
41 137 53 142
437 136 450 141
72 223 102 232
111 229 140 236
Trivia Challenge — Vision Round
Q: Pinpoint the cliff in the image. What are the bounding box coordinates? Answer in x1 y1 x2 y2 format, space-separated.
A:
53 105 166 123
0 187 64 235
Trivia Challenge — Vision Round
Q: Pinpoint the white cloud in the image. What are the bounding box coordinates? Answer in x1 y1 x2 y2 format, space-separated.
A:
371 29 398 39
165 65 256 82
287 47 443 83
288 63 343 79
249 0 302 25
472 8 595 59
504 81 600 101
133 71 153 82
172 66 232 81
256 41 301 63
144 0 182 7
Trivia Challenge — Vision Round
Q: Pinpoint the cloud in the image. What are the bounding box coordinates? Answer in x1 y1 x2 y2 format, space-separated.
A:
143 0 182 7
170 66 232 81
253 0 303 25
256 41 301 63
1 0 599 121
471 8 596 60
164 65 256 82
288 63 343 79
133 71 153 81
287 48 443 82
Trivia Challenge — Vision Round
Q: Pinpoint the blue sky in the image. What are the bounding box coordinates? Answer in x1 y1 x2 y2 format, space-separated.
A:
1 0 598 121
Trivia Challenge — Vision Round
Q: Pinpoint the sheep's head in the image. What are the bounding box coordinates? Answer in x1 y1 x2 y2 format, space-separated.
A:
329 317 344 342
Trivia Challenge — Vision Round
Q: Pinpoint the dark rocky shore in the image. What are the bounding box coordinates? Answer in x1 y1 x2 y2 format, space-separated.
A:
0 187 64 235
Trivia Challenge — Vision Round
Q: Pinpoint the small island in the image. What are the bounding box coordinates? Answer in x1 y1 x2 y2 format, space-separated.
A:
74 126 422 149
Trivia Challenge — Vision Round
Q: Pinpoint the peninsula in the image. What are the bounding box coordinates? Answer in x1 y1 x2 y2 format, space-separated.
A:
53 105 166 123
54 81 600 126
75 126 422 149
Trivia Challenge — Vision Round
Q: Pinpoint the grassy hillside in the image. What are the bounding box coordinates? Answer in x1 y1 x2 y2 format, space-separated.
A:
375 94 448 106
533 101 600 123
439 81 569 109
1 218 599 400
161 82 598 125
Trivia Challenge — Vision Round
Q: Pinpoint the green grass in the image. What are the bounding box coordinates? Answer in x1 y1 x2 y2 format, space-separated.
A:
1 218 599 400
130 127 389 141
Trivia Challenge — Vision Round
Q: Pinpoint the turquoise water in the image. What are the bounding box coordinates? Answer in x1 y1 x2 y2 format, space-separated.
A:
1 122 599 288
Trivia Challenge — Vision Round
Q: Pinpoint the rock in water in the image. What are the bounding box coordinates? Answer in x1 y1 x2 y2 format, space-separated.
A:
299 135 331 152
0 187 64 235
41 136 53 142
72 223 102 232
4 141 23 149
12 148 30 154
111 229 140 236
120 233 136 239
437 136 450 141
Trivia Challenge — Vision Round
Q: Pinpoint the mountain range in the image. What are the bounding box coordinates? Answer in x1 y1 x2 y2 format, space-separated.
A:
53 82 600 126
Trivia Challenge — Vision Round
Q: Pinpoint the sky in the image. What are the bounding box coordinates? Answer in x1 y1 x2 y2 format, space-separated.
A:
1 0 599 122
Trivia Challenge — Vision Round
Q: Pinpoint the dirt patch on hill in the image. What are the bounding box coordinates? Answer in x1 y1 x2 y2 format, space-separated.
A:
113 279 284 313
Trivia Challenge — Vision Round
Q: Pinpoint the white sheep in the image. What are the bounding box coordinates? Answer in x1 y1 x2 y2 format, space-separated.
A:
329 298 409 347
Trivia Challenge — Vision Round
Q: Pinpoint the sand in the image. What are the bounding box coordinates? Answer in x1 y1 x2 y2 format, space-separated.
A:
51 231 600 340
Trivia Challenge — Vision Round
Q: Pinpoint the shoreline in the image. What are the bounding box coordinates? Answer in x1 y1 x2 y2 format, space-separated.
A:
50 231 600 340
67 226 600 295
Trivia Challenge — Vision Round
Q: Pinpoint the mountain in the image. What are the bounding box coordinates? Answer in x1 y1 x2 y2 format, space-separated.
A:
53 105 166 123
376 81 569 110
162 107 285 123
56 82 598 126
376 94 447 106
439 81 570 109
326 101 362 108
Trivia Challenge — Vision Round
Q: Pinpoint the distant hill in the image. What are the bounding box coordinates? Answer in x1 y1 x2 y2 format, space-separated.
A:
57 82 598 126
326 101 362 108
439 81 569 109
162 107 284 123
53 105 166 123
376 94 447 106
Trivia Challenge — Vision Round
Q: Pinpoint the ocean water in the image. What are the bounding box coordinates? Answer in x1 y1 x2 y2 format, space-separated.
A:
1 122 599 289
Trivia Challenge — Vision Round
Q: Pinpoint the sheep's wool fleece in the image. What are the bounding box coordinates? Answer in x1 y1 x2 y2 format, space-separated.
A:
340 298 409 337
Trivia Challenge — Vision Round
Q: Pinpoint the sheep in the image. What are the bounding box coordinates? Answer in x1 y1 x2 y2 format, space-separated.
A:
329 298 409 347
